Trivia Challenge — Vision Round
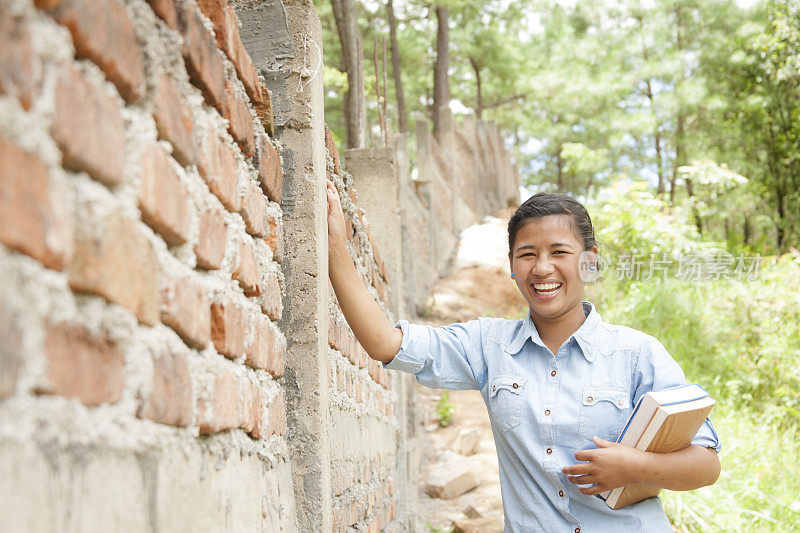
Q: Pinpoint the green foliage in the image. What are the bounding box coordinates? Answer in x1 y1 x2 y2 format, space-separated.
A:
588 180 705 261
425 522 454 533
435 390 457 427
662 408 800 532
589 182 800 531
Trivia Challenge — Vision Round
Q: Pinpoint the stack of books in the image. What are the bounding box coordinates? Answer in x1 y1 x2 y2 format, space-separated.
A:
600 383 716 510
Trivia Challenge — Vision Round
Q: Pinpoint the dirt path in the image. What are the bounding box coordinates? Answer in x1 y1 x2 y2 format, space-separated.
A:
411 212 527 532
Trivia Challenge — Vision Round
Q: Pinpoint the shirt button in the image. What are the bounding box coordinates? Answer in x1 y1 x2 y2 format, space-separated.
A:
559 490 564 497
550 370 557 377
492 386 496 392
617 399 624 406
513 382 519 389
575 528 581 533
544 409 551 416
546 448 553 454
586 396 593 403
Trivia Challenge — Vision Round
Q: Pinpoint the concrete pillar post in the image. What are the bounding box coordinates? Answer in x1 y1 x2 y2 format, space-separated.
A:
238 1 331 530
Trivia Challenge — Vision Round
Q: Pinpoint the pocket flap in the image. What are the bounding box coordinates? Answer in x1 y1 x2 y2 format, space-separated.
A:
582 387 629 409
490 375 527 397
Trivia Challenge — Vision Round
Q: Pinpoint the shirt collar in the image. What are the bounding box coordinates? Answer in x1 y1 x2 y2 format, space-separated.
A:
505 302 602 362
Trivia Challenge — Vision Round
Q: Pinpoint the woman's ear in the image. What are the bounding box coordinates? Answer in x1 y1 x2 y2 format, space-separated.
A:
508 253 514 278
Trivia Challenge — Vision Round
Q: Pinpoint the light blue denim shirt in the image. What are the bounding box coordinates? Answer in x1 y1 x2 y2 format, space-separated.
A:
386 302 721 533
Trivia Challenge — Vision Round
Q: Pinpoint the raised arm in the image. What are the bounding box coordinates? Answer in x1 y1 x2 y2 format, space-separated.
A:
326 179 402 363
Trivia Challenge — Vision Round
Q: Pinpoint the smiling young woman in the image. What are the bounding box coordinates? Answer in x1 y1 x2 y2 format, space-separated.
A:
327 183 721 533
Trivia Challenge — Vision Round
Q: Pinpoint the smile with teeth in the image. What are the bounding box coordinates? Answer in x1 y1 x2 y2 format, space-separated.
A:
533 282 562 294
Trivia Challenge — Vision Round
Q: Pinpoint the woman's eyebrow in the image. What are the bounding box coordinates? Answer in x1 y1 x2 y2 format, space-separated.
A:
550 242 574 248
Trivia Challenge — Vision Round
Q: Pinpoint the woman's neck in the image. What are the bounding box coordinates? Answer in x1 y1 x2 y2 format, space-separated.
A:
530 303 587 355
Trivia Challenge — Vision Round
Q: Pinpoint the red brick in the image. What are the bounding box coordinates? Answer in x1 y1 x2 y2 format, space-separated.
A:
260 274 281 321
264 320 285 378
178 3 225 113
265 213 283 262
210 298 246 359
0 9 37 109
243 378 264 436
336 366 344 392
252 80 274 137
147 0 178 30
154 76 197 166
69 211 159 325
43 0 145 102
229 13 261 103
0 137 73 270
39 324 124 406
197 369 240 433
138 349 193 426
160 274 211 348
195 0 234 58
244 316 269 370
232 238 260 296
53 65 125 186
198 132 240 212
344 216 354 242
325 127 341 174
224 82 255 157
0 307 22 399
267 391 286 437
195 208 227 270
139 144 189 245
240 181 269 237
254 135 282 203
245 317 284 377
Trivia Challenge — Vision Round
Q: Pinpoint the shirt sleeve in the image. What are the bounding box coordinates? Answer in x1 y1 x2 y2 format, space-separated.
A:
383 319 488 391
632 335 722 453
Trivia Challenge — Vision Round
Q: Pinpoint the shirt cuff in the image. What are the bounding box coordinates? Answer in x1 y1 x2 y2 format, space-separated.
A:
691 417 722 453
383 320 426 374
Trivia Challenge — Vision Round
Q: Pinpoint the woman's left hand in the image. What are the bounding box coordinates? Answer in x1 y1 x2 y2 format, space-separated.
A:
561 436 647 495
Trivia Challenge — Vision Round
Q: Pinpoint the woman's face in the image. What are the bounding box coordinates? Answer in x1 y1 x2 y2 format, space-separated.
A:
509 215 596 322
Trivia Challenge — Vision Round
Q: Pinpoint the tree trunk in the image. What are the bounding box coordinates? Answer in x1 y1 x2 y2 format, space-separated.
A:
385 0 407 134
331 0 365 148
433 5 449 138
669 113 685 202
470 56 482 119
775 182 786 250
556 147 564 192
743 216 751 245
655 129 665 194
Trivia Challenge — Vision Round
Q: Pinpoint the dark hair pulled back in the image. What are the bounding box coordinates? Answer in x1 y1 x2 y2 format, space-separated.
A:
507 193 596 254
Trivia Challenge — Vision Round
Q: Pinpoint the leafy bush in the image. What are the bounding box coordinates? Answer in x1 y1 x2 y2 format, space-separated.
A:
435 391 457 427
585 178 800 530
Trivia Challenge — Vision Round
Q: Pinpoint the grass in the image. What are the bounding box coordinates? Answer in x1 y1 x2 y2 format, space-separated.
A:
586 255 800 531
662 407 800 531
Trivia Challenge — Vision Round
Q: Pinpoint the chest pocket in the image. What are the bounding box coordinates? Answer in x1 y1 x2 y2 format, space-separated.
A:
488 374 527 432
578 385 630 441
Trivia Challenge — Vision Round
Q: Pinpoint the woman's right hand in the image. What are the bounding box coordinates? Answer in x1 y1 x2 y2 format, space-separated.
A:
326 179 347 251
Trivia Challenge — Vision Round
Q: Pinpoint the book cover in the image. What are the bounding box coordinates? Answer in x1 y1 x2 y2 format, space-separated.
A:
601 386 715 509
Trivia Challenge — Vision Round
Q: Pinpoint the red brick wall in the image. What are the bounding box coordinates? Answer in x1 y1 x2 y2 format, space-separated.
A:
0 0 286 465
324 128 400 532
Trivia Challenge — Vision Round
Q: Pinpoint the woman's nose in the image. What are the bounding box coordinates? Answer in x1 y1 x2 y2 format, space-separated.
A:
533 256 555 275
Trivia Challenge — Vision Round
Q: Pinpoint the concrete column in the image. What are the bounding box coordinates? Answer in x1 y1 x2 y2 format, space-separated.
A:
238 1 331 531
343 148 403 318
414 119 432 184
